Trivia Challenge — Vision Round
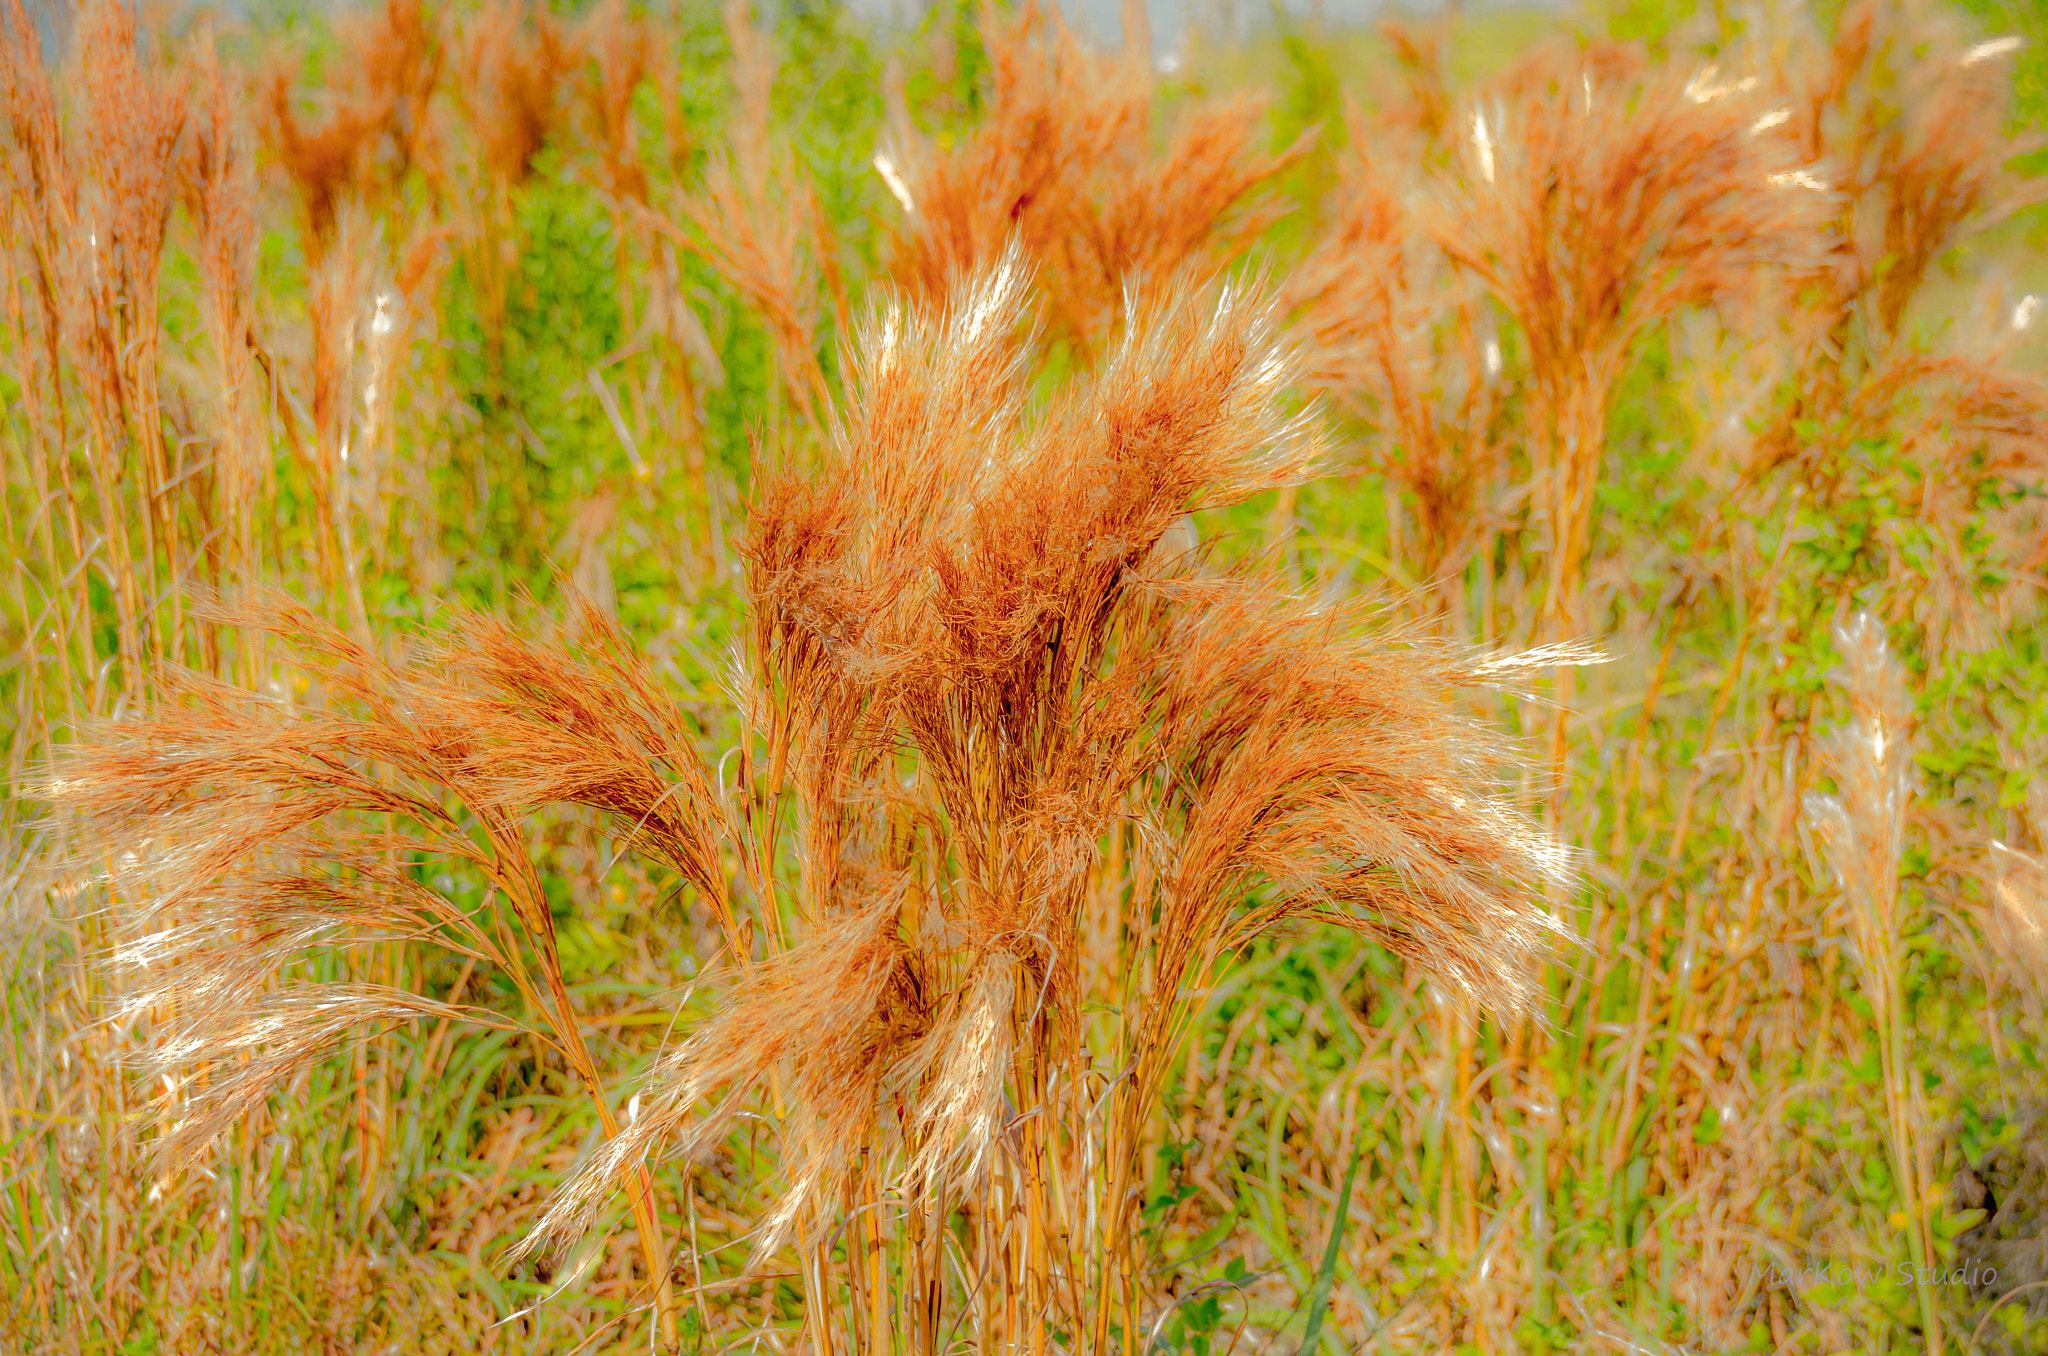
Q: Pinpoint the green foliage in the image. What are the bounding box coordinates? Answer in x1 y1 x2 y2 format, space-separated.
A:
7 0 2048 1352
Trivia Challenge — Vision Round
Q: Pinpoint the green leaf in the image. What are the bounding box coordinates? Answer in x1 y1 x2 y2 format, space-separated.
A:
1298 1134 1367 1356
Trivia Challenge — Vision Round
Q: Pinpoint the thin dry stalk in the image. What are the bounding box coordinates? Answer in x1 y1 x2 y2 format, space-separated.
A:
184 40 262 653
1802 612 1941 1356
641 0 840 433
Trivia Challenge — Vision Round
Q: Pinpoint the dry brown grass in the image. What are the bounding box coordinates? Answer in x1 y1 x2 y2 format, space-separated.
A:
1427 40 1832 643
649 0 844 434
1804 613 1940 1353
460 0 576 191
186 41 260 619
880 1 1308 358
1776 0 2044 344
6 0 2048 1352
46 255 1587 1353
3 0 200 697
50 591 728 1339
261 0 442 250
1287 108 1512 600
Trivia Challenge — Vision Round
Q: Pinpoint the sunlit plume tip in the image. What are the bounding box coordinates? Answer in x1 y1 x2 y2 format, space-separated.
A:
115 929 186 970
2012 294 2039 332
873 151 916 216
873 301 904 372
1469 108 1496 184
1769 169 1830 192
1961 36 2023 67
1472 641 1610 675
1989 844 2048 981
755 1161 826 1260
959 246 1025 347
1685 66 1758 103
1750 108 1790 134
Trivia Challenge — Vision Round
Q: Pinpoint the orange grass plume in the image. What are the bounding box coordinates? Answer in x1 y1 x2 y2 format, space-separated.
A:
49 255 1589 1281
878 1 1309 355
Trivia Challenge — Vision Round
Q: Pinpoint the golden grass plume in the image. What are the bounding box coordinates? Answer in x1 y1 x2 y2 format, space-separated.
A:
51 260 1588 1322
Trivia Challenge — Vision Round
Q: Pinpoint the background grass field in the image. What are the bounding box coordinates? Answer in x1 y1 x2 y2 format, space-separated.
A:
6 0 2048 1351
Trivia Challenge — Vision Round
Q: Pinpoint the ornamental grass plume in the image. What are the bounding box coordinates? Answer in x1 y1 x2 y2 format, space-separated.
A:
452 0 582 385
1722 2 2048 661
1779 0 2043 345
259 0 443 250
1288 111 1513 592
1427 43 1831 643
1377 18 1456 149
258 0 448 584
1803 611 1943 1356
1702 12 2047 609
879 0 1309 357
1990 838 2048 1005
638 0 843 432
1425 41 1831 798
50 592 723 1339
459 0 577 190
1750 350 2048 649
573 0 653 210
2 0 193 691
54 256 1587 1352
185 41 262 600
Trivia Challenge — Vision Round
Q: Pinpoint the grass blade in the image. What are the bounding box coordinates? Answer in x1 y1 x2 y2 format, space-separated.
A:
1298 1129 1366 1356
